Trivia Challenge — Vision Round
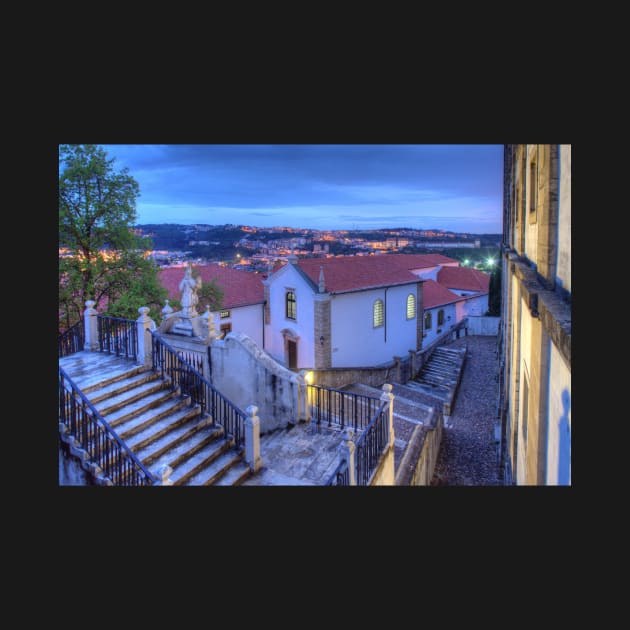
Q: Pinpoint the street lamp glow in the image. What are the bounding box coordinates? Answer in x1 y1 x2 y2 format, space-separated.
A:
487 258 495 266
463 259 470 266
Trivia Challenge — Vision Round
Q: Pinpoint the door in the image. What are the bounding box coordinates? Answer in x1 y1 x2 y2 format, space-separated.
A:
287 340 297 369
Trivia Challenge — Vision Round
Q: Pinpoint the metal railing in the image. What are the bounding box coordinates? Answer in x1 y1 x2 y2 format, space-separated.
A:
151 332 245 446
97 315 137 361
59 367 156 486
325 459 350 486
58 319 85 358
354 401 389 486
307 384 381 431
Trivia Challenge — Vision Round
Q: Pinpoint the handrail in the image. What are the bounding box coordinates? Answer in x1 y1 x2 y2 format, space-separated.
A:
354 400 389 486
307 383 381 431
58 319 85 358
97 315 137 361
58 366 156 485
325 459 350 486
150 331 246 446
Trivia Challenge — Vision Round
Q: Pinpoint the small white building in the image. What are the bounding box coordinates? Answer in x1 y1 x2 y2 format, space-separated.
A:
159 264 265 348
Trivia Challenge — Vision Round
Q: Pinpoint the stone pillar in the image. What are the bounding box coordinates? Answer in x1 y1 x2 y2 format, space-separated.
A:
339 428 356 485
297 370 311 423
83 300 99 351
393 356 401 382
314 293 331 369
154 464 173 486
136 307 155 367
381 384 395 449
408 350 416 380
244 405 262 473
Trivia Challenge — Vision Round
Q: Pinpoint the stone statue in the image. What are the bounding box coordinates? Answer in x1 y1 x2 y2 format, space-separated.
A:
179 263 202 317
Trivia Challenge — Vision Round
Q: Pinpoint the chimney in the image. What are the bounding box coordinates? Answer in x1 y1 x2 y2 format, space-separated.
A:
318 266 326 293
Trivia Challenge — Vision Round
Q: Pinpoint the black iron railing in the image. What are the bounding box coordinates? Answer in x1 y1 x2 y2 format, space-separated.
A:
151 332 245 446
58 319 85 358
58 367 156 486
354 401 390 486
97 315 137 360
325 459 350 486
307 384 381 431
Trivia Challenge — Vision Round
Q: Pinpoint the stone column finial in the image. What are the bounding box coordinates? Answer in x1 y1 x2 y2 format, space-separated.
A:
162 299 173 318
137 306 155 368
83 300 99 351
244 405 262 473
155 464 174 486
381 383 395 449
339 428 356 485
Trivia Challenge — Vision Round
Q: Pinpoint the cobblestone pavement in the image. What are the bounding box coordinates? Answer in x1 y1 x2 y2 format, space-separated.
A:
431 336 503 486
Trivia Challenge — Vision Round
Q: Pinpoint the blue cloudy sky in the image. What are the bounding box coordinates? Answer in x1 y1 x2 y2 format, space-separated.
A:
100 144 503 233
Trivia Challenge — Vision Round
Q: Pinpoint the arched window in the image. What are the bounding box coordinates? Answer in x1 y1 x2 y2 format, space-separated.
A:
437 309 445 326
424 311 432 330
406 294 416 319
373 299 384 328
286 290 296 320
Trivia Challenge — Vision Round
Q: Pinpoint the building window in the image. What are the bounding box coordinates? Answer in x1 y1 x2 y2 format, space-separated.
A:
373 299 384 328
219 309 231 319
424 311 432 330
406 294 416 319
286 290 296 320
220 323 232 339
437 309 445 326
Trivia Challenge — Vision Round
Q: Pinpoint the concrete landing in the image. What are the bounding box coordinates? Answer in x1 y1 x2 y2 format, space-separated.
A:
59 351 143 390
242 422 347 486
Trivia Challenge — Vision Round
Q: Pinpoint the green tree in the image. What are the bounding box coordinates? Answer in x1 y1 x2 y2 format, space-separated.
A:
58 144 166 330
486 263 502 316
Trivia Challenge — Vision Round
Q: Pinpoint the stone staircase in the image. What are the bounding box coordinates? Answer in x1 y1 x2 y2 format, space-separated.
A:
59 352 251 486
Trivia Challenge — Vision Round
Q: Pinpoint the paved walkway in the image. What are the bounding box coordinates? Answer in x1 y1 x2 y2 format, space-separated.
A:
431 336 502 486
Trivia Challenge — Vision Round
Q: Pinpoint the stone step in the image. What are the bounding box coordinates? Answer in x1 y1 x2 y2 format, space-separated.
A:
109 395 190 435
86 370 161 405
135 419 222 467
122 404 202 450
95 379 170 416
60 353 146 393
150 425 225 474
105 388 180 428
426 358 459 368
170 439 232 485
195 450 244 486
212 459 251 486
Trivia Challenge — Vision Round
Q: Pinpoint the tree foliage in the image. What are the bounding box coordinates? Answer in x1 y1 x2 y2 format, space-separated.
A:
486 263 502 316
58 145 167 331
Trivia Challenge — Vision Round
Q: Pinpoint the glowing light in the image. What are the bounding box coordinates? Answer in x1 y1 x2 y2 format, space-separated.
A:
486 258 495 266
463 259 470 266
304 371 314 384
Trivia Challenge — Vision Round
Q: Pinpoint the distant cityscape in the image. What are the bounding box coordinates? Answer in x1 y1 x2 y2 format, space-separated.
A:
107 223 503 272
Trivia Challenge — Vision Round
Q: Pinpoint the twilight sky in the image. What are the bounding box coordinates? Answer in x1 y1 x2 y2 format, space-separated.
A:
100 144 503 233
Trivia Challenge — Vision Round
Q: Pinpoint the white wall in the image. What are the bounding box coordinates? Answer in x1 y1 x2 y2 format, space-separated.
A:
214 303 263 348
264 264 315 369
460 293 489 317
556 144 571 293
413 266 441 281
331 284 418 367
545 340 571 485
421 302 457 347
466 316 500 336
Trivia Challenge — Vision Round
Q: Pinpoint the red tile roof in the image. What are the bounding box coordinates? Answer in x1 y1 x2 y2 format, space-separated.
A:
422 279 464 309
437 266 490 293
292 253 459 294
159 265 264 309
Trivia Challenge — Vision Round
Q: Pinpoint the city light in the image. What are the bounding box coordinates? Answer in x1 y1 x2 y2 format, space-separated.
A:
486 258 495 267
463 259 470 266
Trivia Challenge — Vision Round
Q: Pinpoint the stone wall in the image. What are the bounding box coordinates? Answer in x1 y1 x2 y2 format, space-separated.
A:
369 445 396 485
210 332 298 434
467 316 500 336
59 447 92 486
395 411 443 486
